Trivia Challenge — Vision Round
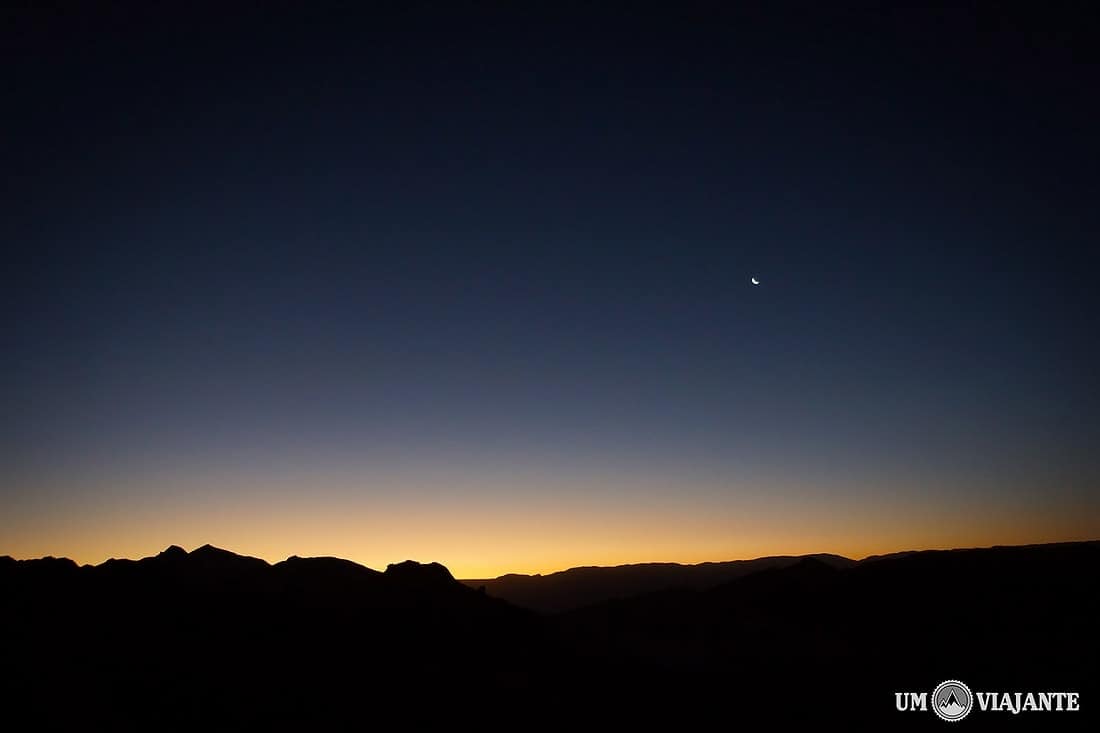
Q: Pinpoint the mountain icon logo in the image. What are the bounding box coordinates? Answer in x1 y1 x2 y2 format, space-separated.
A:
932 680 973 722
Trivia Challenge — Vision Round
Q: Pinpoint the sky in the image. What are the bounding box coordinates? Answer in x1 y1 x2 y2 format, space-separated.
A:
3 3 1098 577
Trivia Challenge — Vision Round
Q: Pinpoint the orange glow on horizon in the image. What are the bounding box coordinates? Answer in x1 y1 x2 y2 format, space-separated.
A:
3 488 1097 578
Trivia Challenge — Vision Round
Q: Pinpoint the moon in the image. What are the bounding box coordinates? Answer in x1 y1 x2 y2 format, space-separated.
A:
751 276 760 285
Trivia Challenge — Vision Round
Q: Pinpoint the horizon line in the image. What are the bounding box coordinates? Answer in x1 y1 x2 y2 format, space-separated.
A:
5 537 1098 580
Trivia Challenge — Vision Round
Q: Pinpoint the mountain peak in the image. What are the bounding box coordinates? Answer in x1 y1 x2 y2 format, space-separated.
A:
182 544 269 572
158 545 187 559
385 560 455 586
192 543 225 555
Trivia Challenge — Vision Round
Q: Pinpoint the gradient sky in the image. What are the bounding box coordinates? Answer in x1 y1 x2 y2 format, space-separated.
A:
4 3 1098 577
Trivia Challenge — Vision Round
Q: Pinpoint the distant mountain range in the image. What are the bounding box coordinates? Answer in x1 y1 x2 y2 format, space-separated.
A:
459 542 1099 613
3 540 1097 725
460 553 856 612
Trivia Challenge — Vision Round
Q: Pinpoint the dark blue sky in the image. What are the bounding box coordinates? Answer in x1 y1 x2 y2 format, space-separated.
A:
4 3 1097 573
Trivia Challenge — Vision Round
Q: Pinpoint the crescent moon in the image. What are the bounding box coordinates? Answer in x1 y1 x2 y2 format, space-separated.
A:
751 277 760 285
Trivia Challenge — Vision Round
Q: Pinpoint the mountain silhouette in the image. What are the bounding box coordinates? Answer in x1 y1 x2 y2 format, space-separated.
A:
0 544 546 725
461 553 856 612
2 540 1097 726
385 559 457 589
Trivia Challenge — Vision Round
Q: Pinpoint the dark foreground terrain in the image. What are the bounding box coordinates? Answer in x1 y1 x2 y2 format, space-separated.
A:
3 541 1097 726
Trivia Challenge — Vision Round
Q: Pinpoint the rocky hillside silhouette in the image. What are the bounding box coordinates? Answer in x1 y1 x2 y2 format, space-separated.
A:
0 545 548 725
2 541 1097 726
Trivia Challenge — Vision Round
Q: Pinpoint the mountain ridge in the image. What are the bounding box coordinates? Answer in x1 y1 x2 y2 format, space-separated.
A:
6 539 1095 578
2 539 1097 724
460 541 1100 612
